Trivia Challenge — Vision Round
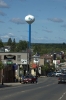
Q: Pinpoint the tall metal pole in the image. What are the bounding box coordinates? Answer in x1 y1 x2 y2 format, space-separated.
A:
29 24 31 49
28 24 31 74
27 24 31 75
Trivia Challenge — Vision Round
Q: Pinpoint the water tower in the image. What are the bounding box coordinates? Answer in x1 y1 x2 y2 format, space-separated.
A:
25 15 35 74
25 14 35 49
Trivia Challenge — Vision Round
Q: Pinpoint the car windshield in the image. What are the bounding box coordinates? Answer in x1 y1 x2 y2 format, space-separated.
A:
24 75 33 78
25 76 29 78
57 72 61 73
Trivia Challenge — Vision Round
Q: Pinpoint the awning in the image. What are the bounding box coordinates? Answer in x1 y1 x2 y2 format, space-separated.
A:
32 63 38 68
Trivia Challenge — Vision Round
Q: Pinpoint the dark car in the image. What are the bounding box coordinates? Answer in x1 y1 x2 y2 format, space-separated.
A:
58 74 66 84
47 72 54 77
22 75 37 84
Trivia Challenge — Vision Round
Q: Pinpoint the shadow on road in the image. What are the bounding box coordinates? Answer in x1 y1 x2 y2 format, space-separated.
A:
0 84 12 88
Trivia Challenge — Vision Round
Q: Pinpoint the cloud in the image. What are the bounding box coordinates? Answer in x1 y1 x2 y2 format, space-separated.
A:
0 20 4 23
1 33 15 39
0 10 6 16
9 27 12 29
47 18 63 23
1 35 10 39
43 29 53 33
8 33 14 37
61 24 66 28
0 0 9 8
10 18 26 24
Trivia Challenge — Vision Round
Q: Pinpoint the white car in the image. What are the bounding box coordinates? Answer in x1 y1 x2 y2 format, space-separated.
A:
55 71 62 77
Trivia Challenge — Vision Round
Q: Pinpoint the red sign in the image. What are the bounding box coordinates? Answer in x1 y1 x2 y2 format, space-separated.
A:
32 63 38 68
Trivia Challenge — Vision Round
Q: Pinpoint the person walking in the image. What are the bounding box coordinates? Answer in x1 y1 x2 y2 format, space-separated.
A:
21 75 24 84
36 75 38 83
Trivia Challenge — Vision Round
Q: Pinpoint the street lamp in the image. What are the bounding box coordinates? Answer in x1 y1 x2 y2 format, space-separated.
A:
25 15 35 73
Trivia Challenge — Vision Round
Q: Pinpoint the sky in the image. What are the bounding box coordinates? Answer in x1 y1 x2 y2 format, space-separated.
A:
0 0 66 43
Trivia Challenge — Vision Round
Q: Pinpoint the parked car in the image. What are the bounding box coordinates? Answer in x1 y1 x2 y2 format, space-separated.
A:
58 74 66 84
55 71 62 77
21 75 37 84
61 68 66 74
53 72 56 76
47 72 54 77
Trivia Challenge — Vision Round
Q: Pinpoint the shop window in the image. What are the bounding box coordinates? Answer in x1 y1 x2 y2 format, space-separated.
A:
17 55 21 61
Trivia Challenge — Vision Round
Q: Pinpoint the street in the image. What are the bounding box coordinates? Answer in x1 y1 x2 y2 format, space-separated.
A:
0 77 66 100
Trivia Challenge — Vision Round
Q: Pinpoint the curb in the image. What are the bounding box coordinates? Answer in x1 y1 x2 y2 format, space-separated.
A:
40 76 47 78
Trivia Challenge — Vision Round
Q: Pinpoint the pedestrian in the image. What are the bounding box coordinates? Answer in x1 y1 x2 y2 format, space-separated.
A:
36 75 38 83
22 75 24 81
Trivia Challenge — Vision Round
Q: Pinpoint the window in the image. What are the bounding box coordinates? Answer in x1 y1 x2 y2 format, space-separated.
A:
17 55 21 61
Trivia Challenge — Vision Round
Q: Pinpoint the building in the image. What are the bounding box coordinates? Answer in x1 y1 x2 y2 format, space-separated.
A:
0 52 44 82
0 52 28 82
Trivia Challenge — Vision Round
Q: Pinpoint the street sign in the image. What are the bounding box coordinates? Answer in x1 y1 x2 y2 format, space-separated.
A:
7 60 13 64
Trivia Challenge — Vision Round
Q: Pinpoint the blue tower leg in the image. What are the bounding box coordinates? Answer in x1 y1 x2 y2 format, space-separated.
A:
29 24 31 49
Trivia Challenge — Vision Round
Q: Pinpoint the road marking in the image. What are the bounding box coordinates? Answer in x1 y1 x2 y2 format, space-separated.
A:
0 82 56 100
0 81 56 91
58 92 66 100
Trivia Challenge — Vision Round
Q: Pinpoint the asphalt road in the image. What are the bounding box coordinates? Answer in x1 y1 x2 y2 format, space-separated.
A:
0 77 66 100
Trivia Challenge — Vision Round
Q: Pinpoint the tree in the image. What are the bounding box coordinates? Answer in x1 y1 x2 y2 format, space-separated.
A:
11 38 16 52
0 61 4 85
7 38 12 46
33 45 41 54
50 64 55 71
16 40 27 52
0 61 4 70
41 62 50 76
0 39 4 47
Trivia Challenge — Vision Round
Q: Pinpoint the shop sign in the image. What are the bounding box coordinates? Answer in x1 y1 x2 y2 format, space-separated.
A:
7 60 13 65
4 55 16 60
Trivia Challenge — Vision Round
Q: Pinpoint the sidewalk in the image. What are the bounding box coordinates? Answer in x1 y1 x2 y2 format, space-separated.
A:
0 76 46 88
0 82 21 88
39 76 47 78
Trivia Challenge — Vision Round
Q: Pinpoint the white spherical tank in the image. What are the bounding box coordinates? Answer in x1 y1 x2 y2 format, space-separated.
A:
25 15 35 24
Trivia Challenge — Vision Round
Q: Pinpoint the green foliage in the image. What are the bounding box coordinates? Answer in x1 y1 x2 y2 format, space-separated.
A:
0 61 4 70
60 59 65 63
41 63 55 72
16 40 27 52
10 38 16 52
42 66 49 71
0 39 4 47
33 45 41 53
32 43 66 55
50 64 55 71
7 38 12 46
1 37 66 54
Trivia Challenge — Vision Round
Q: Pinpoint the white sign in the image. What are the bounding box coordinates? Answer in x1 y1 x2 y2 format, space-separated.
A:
53 60 60 64
21 59 27 64
38 67 41 74
33 58 39 64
